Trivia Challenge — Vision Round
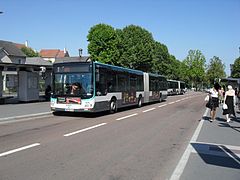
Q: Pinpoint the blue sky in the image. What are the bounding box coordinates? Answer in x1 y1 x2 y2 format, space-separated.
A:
0 0 239 75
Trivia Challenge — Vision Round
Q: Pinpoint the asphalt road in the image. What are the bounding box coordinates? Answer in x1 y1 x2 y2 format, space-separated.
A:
0 92 205 180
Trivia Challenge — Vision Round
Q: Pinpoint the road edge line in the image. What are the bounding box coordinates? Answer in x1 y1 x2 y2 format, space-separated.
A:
169 108 208 180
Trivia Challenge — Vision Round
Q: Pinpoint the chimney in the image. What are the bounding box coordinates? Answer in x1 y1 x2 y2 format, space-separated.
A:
64 47 66 54
25 40 28 47
79 48 83 57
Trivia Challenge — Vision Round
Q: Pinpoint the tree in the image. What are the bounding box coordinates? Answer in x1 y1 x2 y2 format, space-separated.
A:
183 50 206 89
117 25 154 72
21 47 39 57
87 23 120 65
206 56 226 84
231 57 240 78
151 41 170 75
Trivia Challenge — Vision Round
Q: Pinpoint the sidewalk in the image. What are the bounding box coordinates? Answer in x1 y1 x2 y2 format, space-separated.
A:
0 98 51 122
171 106 240 180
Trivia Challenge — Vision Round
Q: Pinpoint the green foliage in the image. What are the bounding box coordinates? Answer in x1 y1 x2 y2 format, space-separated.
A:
87 23 229 88
206 56 226 84
118 25 154 72
152 42 170 75
87 24 120 65
21 47 39 57
183 50 206 89
231 57 240 78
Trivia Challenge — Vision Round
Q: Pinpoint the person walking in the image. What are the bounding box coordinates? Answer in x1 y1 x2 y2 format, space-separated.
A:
223 85 236 122
209 83 221 122
219 87 225 104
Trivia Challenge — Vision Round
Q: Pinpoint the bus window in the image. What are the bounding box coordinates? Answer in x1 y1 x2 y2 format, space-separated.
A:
106 70 117 92
118 73 127 92
137 75 144 91
95 66 107 96
130 75 137 92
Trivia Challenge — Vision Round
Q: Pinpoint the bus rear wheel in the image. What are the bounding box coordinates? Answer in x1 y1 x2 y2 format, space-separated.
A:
110 99 117 113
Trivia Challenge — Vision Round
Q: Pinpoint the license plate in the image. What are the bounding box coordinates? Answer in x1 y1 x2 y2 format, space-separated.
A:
65 105 74 112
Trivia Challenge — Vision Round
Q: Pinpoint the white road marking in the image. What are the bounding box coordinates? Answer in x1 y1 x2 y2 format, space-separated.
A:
63 123 107 137
169 108 208 180
116 113 138 121
168 102 175 105
191 142 240 161
158 104 167 108
0 143 40 158
191 141 240 151
175 100 181 102
219 145 240 164
142 108 156 113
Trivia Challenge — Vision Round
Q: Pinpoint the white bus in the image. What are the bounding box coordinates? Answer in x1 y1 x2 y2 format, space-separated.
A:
51 61 168 113
167 80 186 95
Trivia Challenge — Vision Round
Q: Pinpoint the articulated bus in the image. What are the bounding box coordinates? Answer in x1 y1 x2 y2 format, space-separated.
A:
167 80 186 95
51 61 168 113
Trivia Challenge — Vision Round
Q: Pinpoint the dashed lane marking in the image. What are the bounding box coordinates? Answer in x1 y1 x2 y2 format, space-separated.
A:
116 113 138 121
142 108 156 113
63 123 107 137
158 104 167 108
0 143 40 158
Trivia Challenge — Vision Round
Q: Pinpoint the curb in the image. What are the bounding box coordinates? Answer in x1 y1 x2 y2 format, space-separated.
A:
0 112 52 123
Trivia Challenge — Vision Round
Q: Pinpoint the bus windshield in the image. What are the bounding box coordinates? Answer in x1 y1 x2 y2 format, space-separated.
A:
54 72 93 99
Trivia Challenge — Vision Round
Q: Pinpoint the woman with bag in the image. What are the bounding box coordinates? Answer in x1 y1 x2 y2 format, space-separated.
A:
208 83 221 122
223 85 236 122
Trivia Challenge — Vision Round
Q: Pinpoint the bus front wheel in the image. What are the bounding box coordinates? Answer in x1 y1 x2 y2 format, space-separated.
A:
110 99 117 113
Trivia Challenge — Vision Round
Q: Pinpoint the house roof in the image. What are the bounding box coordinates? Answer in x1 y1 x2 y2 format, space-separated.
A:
26 57 52 66
14 43 25 49
40 49 69 58
54 56 91 64
0 40 26 57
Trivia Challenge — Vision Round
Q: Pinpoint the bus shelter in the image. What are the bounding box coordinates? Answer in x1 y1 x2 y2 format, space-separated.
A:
0 58 52 103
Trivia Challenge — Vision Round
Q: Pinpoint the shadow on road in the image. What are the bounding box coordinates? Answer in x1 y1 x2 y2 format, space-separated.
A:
191 142 240 169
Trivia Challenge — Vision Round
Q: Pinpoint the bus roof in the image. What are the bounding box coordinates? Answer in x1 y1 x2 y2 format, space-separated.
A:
148 72 166 78
94 61 144 75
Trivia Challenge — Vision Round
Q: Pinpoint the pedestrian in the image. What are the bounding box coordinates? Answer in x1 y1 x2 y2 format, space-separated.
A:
219 87 224 104
45 85 52 101
238 89 240 111
223 85 236 122
209 83 221 122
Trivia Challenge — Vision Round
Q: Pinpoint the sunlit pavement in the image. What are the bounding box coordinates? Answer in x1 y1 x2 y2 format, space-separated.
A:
171 106 240 180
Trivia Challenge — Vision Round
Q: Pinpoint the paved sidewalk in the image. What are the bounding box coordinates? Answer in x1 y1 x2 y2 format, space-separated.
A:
0 100 51 121
171 105 240 180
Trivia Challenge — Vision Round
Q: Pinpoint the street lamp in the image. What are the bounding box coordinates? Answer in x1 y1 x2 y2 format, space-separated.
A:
0 11 3 14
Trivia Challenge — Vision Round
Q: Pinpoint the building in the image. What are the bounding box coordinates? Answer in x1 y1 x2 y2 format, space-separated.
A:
0 40 27 94
40 48 69 63
0 40 52 103
0 40 26 64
